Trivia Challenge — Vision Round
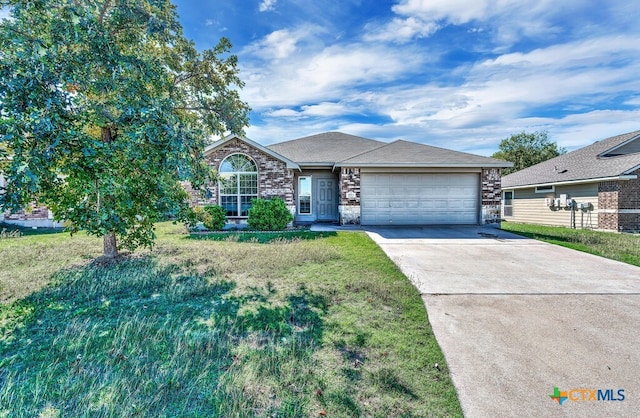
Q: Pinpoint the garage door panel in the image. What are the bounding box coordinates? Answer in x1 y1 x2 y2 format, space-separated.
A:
361 173 479 225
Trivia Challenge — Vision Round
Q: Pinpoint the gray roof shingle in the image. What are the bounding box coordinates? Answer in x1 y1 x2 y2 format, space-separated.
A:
268 132 510 168
337 139 509 167
267 132 384 165
502 130 640 188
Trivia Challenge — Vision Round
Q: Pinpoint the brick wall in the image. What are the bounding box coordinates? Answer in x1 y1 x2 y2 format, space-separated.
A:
199 138 295 213
598 173 640 231
481 168 502 224
4 205 51 221
338 167 361 224
2 203 62 227
618 169 640 231
598 181 620 230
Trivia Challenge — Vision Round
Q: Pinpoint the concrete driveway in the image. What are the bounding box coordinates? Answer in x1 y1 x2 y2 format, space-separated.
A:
366 225 640 417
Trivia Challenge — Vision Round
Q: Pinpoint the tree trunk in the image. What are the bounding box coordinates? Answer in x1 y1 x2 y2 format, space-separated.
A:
104 231 118 258
101 127 117 258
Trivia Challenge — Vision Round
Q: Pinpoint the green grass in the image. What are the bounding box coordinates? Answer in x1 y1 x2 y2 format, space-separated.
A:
0 222 65 237
501 222 640 267
189 229 336 244
0 222 461 417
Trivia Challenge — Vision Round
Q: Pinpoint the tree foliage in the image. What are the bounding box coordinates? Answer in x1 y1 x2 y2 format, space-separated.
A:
491 131 566 175
0 0 250 256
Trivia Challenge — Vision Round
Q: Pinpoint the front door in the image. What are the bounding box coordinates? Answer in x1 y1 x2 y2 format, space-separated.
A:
316 178 337 221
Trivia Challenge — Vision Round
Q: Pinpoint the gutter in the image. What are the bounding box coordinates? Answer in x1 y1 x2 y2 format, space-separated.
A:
332 162 510 168
503 175 637 190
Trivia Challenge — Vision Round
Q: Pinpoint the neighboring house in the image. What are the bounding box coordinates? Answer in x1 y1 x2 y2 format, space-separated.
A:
0 173 63 228
501 130 640 232
192 132 511 226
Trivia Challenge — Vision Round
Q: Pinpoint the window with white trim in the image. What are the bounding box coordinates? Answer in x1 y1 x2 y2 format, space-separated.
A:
503 190 514 216
219 154 258 217
298 176 312 214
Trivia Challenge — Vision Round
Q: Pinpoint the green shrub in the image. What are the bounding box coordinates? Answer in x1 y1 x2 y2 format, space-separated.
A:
247 198 293 231
202 205 227 230
180 206 201 229
180 205 227 230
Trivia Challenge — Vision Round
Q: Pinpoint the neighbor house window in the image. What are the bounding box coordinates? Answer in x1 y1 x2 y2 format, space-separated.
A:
535 185 555 193
298 176 312 214
503 190 514 217
219 154 258 217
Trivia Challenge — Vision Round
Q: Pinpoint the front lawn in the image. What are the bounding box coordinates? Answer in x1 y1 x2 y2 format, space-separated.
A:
0 223 461 417
501 222 640 267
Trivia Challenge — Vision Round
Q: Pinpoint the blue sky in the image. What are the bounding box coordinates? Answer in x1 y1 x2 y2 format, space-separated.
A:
3 2 639 155
172 0 640 155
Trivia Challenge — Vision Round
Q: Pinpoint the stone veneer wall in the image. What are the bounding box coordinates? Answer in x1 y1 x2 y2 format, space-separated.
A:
338 167 361 224
598 171 640 232
200 139 295 217
481 168 502 224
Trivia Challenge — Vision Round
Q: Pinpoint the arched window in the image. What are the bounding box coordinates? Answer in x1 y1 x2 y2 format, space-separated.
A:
219 154 258 217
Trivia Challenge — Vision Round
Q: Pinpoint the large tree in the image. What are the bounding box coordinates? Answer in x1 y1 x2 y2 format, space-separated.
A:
491 131 566 175
0 0 249 257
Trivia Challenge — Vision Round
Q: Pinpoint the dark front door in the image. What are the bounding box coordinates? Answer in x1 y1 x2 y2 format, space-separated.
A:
316 178 337 221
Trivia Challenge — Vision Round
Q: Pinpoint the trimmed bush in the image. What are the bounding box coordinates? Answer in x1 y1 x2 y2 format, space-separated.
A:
247 198 293 231
182 205 227 230
202 205 227 230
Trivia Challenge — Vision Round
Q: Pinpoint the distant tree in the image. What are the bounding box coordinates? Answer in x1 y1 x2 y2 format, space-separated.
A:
0 1 250 257
491 131 566 175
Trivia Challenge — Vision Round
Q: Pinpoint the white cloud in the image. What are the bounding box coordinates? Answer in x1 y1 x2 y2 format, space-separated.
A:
300 102 351 117
392 0 502 24
240 38 428 108
367 0 587 46
264 108 303 118
259 0 277 12
364 16 439 44
242 28 313 61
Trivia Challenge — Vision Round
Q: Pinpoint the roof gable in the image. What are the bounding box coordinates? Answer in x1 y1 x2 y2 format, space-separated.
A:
599 134 640 157
337 139 510 167
502 130 640 188
205 135 300 170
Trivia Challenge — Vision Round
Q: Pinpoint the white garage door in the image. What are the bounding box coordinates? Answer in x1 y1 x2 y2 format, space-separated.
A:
360 173 479 225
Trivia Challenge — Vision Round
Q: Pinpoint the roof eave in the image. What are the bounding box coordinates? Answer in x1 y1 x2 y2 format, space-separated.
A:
623 163 640 175
297 162 336 168
205 134 301 171
503 174 638 190
333 162 512 168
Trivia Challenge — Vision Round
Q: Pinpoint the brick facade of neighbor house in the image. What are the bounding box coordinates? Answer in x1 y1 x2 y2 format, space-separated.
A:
338 167 361 224
618 169 640 231
599 169 640 231
598 181 619 230
200 138 296 217
2 204 62 228
481 168 502 224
